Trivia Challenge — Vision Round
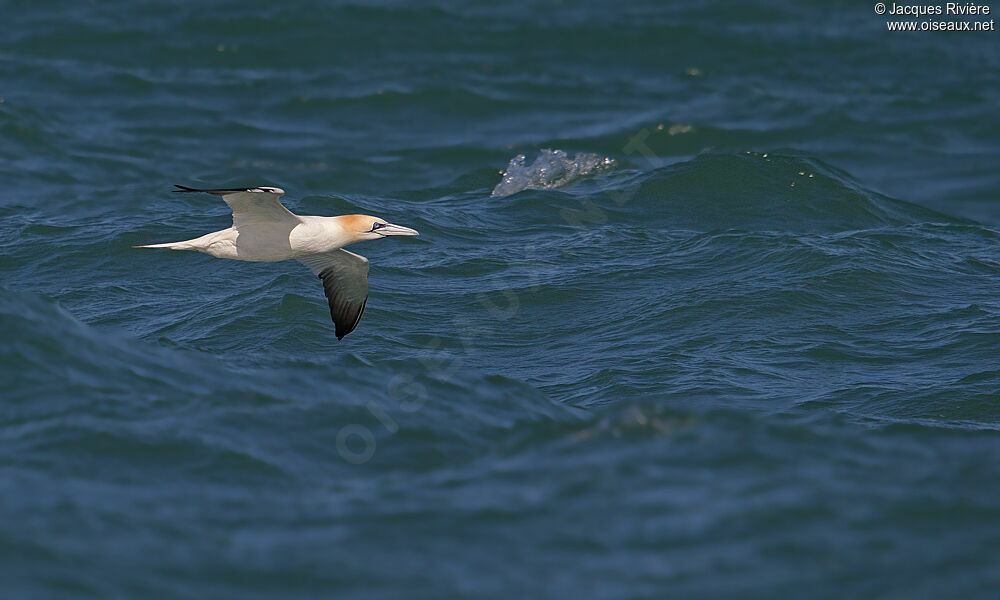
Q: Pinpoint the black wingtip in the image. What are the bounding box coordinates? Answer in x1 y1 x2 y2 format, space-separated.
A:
171 185 271 196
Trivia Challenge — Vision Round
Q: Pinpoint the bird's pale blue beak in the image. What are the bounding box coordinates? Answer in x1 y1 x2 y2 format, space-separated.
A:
379 223 419 236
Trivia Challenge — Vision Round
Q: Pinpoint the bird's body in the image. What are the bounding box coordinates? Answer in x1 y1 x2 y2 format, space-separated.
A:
137 185 419 339
150 215 358 261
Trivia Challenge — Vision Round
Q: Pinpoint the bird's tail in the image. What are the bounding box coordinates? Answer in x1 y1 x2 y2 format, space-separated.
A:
133 240 196 250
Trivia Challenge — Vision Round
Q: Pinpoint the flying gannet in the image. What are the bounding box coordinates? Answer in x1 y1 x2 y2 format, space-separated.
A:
136 185 419 339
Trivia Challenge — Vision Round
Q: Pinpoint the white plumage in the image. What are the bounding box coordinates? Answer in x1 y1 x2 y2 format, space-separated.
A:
137 185 419 339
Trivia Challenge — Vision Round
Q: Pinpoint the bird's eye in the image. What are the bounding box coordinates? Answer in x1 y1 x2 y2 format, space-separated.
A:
371 222 385 231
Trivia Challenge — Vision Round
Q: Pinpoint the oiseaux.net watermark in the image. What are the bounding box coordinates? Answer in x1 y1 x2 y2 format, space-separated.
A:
876 2 996 30
335 127 667 465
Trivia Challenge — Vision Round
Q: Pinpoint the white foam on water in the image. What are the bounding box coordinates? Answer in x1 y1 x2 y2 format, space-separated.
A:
491 149 615 197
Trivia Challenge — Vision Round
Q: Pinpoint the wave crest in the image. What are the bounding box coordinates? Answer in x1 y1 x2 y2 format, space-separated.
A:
491 149 615 197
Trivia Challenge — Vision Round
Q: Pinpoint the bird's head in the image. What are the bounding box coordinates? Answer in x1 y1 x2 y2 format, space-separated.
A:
342 214 420 243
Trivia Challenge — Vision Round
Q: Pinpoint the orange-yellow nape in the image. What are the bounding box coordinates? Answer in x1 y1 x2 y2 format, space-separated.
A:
340 214 384 234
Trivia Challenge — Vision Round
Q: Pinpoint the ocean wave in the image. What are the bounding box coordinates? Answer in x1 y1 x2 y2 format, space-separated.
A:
491 149 616 197
0 289 576 467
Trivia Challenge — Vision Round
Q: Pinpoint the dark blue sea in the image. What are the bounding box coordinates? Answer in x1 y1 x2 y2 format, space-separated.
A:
3 1 1000 597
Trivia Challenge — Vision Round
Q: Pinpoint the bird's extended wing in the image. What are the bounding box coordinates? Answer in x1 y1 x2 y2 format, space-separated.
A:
174 185 298 228
298 249 370 340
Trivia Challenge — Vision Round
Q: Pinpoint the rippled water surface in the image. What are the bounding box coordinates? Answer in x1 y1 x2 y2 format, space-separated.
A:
3 1 1000 598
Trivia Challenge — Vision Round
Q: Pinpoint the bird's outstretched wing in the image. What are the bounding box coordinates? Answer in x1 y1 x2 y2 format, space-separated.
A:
298 250 370 340
174 185 298 228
